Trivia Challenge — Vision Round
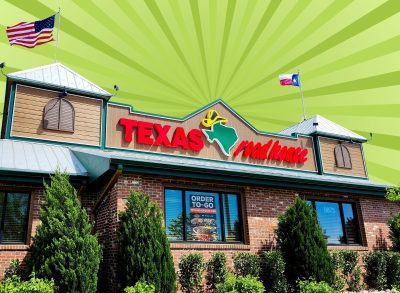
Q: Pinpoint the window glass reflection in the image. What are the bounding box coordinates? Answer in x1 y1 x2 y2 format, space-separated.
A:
165 189 183 241
315 201 344 244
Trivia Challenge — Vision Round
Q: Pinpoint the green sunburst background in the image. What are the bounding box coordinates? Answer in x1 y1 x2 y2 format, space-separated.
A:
1 0 399 185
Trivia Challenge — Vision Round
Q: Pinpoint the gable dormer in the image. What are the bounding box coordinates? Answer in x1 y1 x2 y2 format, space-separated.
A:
279 115 368 178
2 63 111 146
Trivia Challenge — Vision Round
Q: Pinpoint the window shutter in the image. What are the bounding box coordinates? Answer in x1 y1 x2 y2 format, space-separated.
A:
59 99 75 132
43 98 61 130
335 144 352 169
42 97 75 132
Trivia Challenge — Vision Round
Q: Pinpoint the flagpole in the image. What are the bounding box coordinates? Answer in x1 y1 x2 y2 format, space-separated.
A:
298 70 307 121
54 8 61 62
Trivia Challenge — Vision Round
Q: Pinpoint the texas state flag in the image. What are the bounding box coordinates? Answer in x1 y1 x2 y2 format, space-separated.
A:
279 73 300 86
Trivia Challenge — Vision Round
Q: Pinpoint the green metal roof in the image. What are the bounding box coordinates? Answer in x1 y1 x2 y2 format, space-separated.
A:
70 147 390 196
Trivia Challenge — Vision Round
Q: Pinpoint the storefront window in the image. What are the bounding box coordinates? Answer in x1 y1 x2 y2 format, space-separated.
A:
308 199 360 245
165 189 242 243
0 192 30 244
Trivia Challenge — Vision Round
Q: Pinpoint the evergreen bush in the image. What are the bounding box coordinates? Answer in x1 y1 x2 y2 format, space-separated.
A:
389 213 400 252
233 252 260 278
29 172 101 293
330 252 346 291
276 197 334 287
216 273 264 293
178 253 205 293
206 252 228 292
119 191 176 293
364 251 387 290
261 250 287 293
386 252 400 289
330 250 363 291
0 274 54 293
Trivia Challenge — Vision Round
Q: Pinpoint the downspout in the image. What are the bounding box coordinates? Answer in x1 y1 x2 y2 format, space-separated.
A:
91 164 123 222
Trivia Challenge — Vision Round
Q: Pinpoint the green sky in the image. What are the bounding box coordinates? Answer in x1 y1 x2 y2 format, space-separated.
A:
1 0 399 185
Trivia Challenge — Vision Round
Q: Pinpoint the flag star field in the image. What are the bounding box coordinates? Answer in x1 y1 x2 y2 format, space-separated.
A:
0 1 399 185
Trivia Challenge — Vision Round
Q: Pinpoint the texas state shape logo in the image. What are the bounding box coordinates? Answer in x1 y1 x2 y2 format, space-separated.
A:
201 110 239 156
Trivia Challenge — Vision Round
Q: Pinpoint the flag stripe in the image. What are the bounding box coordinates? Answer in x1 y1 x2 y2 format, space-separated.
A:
8 29 53 41
10 37 54 48
10 34 53 45
6 22 30 29
6 26 35 35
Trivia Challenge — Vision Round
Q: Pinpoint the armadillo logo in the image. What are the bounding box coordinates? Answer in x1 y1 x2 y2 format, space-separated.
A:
201 110 239 156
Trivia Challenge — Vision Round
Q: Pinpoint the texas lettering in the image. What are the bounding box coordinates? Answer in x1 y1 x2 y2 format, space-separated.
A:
119 118 204 151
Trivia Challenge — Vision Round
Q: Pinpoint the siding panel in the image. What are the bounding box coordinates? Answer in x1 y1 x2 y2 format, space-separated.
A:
319 137 366 177
11 85 102 146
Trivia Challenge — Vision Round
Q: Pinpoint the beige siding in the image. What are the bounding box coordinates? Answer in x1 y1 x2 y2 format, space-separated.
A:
107 102 317 172
11 85 102 146
319 137 367 177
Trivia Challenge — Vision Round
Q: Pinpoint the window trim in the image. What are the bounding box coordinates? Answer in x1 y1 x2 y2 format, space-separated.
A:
0 191 31 245
164 187 244 244
307 198 362 246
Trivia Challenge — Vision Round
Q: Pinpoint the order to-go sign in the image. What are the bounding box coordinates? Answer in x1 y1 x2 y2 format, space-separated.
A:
190 195 216 214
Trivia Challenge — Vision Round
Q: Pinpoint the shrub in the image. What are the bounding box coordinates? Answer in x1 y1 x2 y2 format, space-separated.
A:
364 251 387 290
216 273 264 293
298 280 339 293
330 252 346 291
119 191 176 292
124 281 156 293
386 252 400 289
388 213 400 252
330 250 363 291
0 274 54 293
29 172 101 293
233 252 260 278
178 253 205 293
206 253 228 292
277 197 334 287
4 259 26 280
261 250 287 293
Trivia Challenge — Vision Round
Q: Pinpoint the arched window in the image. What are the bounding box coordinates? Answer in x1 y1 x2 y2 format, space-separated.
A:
43 98 75 132
334 144 352 169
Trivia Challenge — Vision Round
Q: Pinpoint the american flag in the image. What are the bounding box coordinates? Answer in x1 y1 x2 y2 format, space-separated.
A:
6 15 55 48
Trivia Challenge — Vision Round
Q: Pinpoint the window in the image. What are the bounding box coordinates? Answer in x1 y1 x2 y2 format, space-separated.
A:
165 189 243 243
334 144 352 169
307 199 360 245
0 192 30 244
43 98 75 132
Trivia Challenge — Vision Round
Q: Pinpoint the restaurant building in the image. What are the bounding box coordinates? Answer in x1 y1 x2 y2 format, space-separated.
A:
0 63 397 292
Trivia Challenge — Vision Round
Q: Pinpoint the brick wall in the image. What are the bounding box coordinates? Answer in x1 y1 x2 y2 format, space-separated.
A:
0 185 43 278
94 172 400 292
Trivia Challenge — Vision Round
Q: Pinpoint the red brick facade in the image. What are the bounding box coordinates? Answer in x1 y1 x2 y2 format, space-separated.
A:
93 173 399 292
0 173 398 292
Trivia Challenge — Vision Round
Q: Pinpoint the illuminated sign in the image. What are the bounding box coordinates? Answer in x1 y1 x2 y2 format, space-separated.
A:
119 118 204 151
118 109 309 164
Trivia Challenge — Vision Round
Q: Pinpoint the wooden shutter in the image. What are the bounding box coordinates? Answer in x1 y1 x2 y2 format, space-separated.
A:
42 97 75 132
334 144 352 169
59 99 75 132
43 98 60 130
